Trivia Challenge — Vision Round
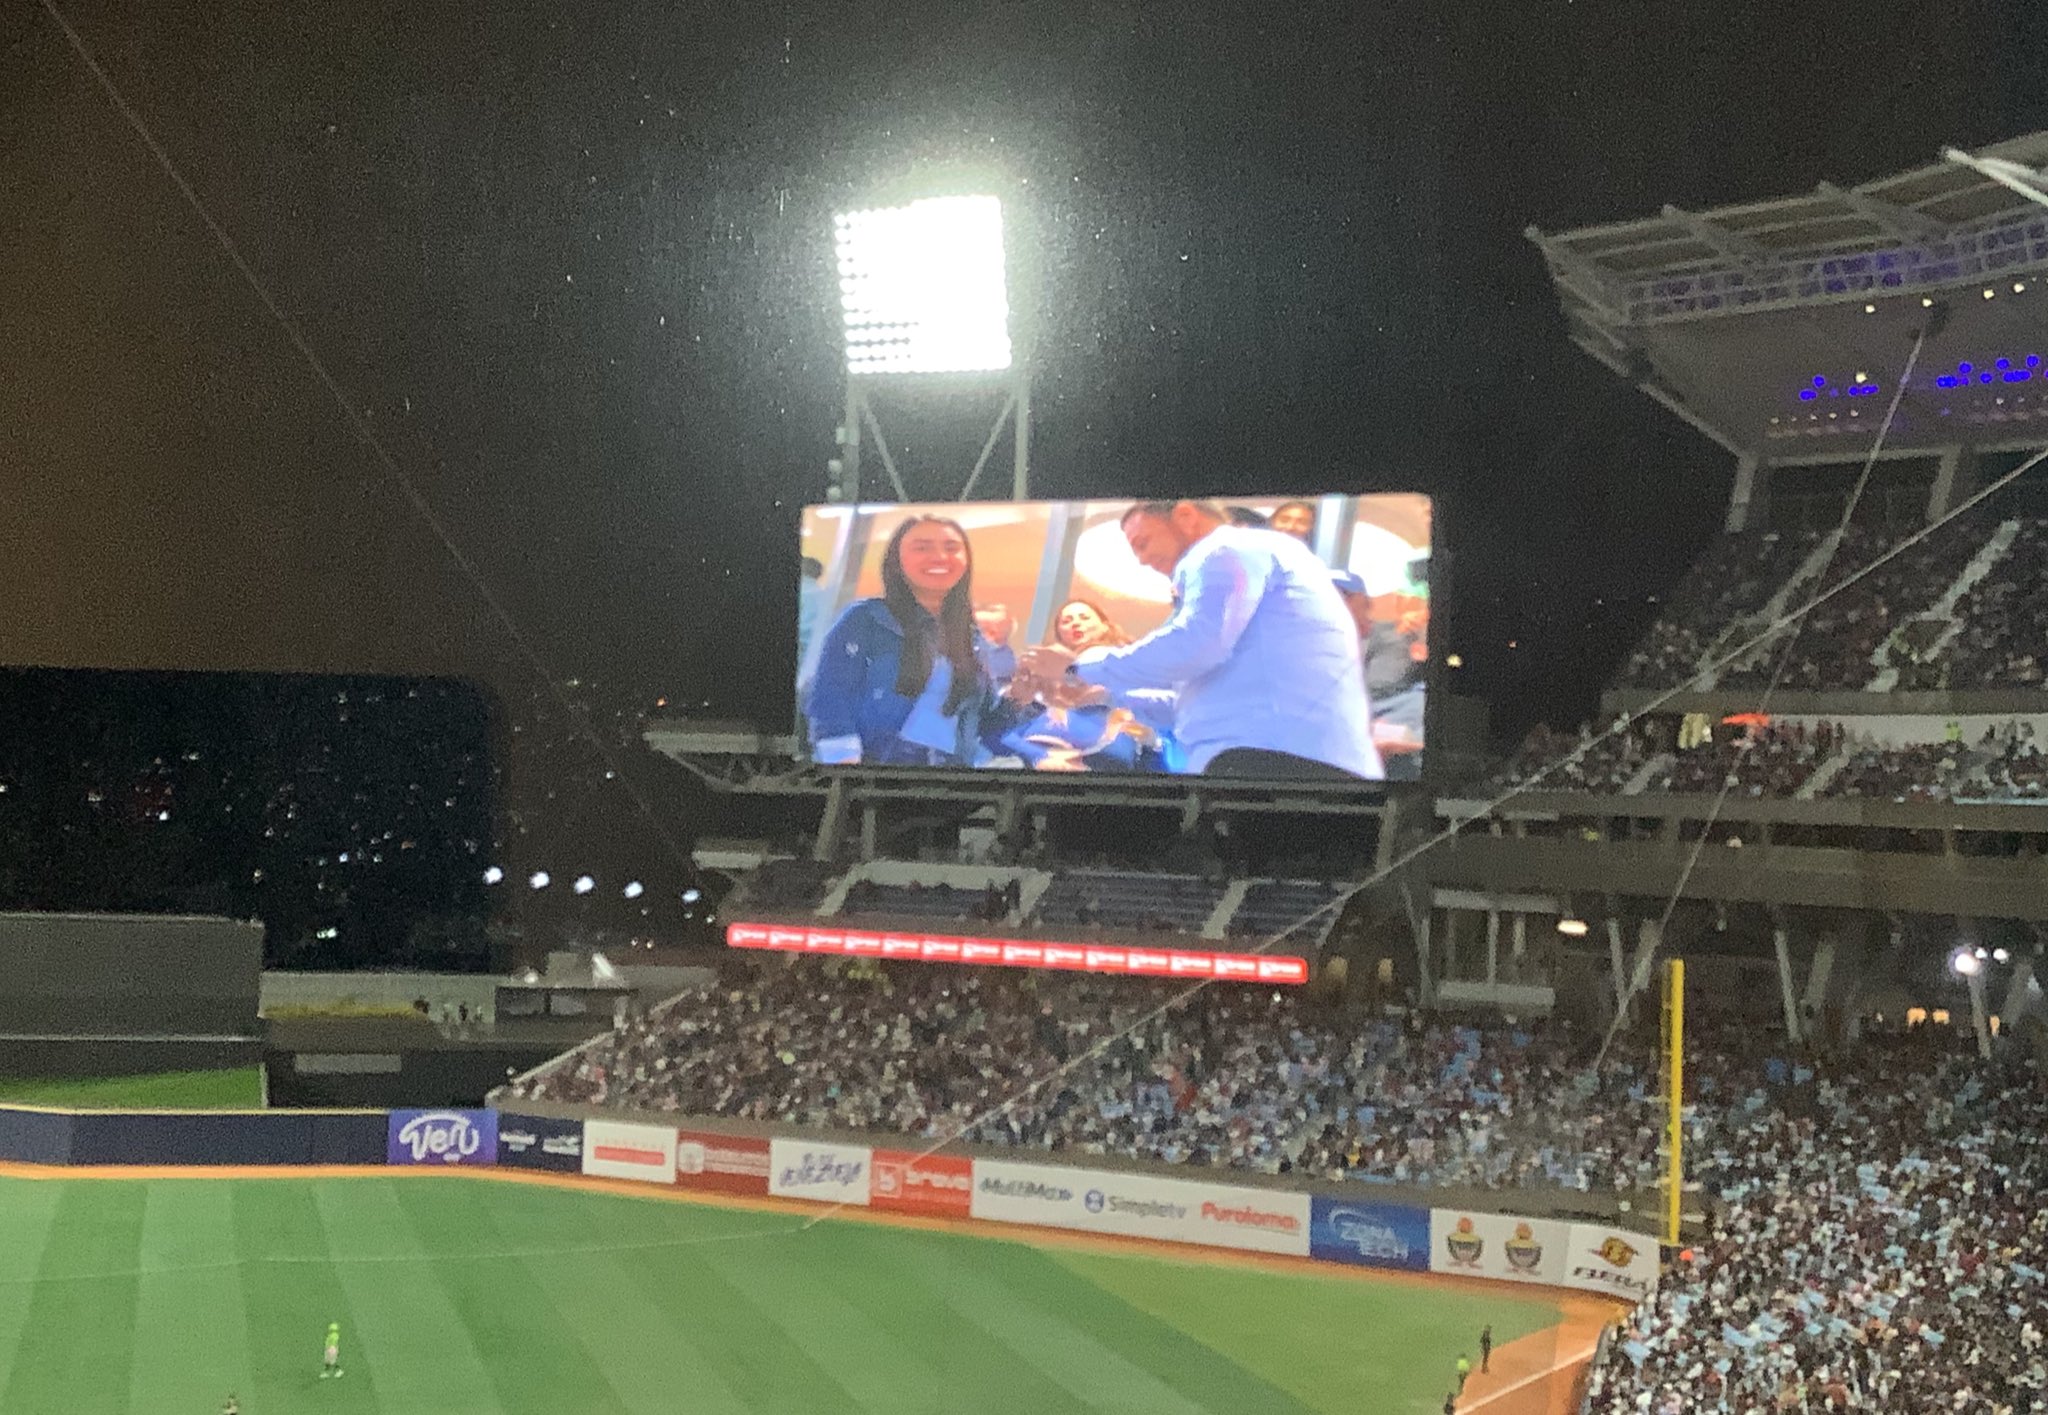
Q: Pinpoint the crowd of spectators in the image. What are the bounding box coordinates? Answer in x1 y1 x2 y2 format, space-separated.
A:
1718 521 1988 694
1823 722 2048 804
1617 530 1824 690
1492 721 1661 794
1588 1032 2048 1414
1904 519 2048 693
1651 721 1840 798
1489 715 2048 805
505 955 2048 1412
1615 513 2048 696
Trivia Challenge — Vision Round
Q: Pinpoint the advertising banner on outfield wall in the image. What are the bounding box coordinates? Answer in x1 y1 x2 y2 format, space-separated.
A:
386 1109 497 1166
582 1119 677 1184
869 1149 972 1217
1563 1223 1661 1300
1307 1195 1430 1272
768 1137 871 1206
1429 1210 1571 1286
496 1113 585 1173
970 1159 1310 1257
674 1130 771 1196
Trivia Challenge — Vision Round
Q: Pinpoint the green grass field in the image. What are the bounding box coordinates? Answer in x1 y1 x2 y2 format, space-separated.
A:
0 1068 266 1110
0 1174 1558 1414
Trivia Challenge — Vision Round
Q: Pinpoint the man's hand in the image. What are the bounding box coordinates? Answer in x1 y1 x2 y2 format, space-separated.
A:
1018 643 1076 680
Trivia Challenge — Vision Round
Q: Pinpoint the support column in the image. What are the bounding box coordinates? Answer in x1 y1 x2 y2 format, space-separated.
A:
1725 452 1761 532
1802 934 1839 1017
1413 909 1435 1009
1773 927 1804 1042
812 777 848 862
1511 913 1528 979
1607 919 1629 1012
1999 956 2038 1039
1485 910 1501 985
1966 969 1994 1061
1928 444 1966 520
859 801 879 860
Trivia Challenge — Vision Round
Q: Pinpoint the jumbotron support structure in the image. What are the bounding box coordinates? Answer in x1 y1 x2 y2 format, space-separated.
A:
829 193 1031 504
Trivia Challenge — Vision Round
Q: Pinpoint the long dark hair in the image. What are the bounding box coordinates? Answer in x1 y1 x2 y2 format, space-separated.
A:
880 515 980 717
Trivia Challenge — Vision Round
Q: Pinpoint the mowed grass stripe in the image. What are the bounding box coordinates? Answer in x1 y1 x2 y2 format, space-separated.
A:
129 1181 255 1413
0 1180 147 1414
776 1220 1075 1414
695 1222 952 1414
0 1180 63 1395
813 1219 1217 1415
891 1232 1220 1415
985 1243 1319 1414
474 1183 759 1415
1056 1249 1557 1415
313 1178 502 1413
604 1207 872 1411
388 1177 633 1415
230 1179 381 1413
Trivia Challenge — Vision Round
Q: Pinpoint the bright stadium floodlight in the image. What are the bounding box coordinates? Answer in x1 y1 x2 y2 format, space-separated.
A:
835 195 1012 376
826 190 1032 504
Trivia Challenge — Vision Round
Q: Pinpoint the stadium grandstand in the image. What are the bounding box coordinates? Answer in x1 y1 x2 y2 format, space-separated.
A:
511 136 2048 1412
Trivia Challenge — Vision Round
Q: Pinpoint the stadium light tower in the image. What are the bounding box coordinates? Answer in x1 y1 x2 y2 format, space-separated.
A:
829 193 1029 503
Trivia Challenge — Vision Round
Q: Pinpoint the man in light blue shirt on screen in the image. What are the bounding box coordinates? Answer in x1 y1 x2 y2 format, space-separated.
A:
1021 500 1382 781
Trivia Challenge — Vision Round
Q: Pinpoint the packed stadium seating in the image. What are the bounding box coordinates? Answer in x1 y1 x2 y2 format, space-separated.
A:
1584 1034 2048 1414
1912 518 2048 692
1614 515 2048 695
1645 721 1838 797
503 954 2048 1413
1617 529 1825 690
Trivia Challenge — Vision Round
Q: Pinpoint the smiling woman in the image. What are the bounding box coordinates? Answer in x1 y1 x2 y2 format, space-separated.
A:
804 514 1033 768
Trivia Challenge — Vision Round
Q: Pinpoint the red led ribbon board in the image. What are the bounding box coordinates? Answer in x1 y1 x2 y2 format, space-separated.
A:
725 922 1309 985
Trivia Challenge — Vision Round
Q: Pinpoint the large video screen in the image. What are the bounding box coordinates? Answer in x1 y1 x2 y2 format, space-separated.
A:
798 495 1430 782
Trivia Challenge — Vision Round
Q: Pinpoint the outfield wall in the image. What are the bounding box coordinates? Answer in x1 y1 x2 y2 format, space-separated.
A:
493 1108 1662 1304
0 1099 1659 1306
0 1104 386 1165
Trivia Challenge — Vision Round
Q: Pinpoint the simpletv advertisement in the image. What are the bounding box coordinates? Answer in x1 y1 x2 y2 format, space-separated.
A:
797 495 1430 782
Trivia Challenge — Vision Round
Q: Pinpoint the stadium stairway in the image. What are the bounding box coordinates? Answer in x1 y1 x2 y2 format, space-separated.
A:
1621 753 1672 795
1795 746 1855 799
1866 518 2020 691
1203 879 1253 939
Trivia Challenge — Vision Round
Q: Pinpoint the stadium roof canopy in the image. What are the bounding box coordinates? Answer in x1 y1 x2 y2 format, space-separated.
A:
1531 134 2048 456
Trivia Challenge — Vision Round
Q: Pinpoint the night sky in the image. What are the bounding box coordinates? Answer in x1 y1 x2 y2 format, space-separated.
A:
5 1 2047 740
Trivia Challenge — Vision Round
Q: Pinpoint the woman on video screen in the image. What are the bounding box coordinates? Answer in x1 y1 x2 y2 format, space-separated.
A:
1002 599 1178 773
805 516 1029 767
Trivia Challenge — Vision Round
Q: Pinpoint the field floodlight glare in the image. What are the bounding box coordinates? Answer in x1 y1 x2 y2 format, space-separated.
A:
835 195 1013 375
1951 947 1983 978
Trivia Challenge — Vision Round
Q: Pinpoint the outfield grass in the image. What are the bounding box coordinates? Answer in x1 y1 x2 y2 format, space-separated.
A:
0 1067 266 1109
0 1175 1559 1413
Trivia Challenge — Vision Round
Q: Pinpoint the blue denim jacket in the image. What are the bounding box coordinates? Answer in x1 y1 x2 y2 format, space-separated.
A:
805 599 1032 766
